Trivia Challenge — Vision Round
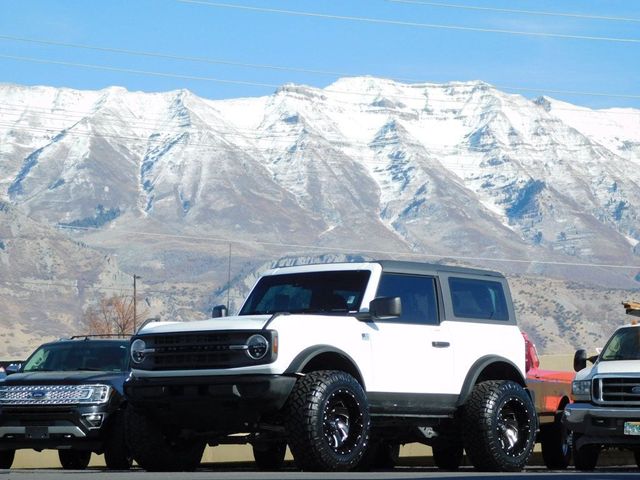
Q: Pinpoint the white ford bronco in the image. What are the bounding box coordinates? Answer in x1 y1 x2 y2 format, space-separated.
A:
124 261 537 472
563 317 640 470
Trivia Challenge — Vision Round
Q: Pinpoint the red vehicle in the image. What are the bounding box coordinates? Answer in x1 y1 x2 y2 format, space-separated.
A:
523 332 574 469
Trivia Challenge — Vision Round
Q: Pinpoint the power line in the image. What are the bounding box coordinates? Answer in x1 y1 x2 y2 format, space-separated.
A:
177 0 640 44
387 0 640 24
53 223 640 270
1 33 639 100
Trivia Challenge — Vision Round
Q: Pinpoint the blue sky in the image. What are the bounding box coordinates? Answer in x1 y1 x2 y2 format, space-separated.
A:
0 0 638 108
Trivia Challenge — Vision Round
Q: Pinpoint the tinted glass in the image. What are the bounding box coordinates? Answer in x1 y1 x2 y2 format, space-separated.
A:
240 270 370 315
601 328 640 361
22 342 129 372
376 274 438 325
449 277 509 321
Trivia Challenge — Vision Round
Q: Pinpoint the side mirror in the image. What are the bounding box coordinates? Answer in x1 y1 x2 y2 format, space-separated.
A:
6 363 21 375
370 296 402 320
212 305 228 318
573 349 588 372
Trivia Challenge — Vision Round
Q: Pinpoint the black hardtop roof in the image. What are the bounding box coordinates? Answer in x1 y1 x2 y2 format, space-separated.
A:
376 260 504 278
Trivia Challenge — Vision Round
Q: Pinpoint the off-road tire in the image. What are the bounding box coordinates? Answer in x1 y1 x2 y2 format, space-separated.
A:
540 414 571 470
285 370 370 471
433 443 464 470
125 407 205 472
0 449 15 469
462 380 537 471
573 436 599 471
104 412 132 470
252 442 287 471
58 449 91 470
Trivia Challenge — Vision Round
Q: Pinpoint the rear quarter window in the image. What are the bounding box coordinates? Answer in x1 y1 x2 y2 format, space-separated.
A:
449 277 509 321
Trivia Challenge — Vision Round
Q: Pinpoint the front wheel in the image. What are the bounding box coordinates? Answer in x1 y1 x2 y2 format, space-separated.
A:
0 450 15 469
432 443 464 470
573 434 599 471
104 412 132 470
462 380 537 472
125 407 205 472
252 442 287 471
285 370 370 471
58 450 91 470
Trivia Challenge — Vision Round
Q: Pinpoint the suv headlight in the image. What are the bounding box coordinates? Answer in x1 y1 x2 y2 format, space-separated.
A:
130 339 152 364
572 380 591 397
246 334 269 360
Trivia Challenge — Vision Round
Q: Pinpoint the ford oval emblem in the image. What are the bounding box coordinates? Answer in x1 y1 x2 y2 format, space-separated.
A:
31 390 47 399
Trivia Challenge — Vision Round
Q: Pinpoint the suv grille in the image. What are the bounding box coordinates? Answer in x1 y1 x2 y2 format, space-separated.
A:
134 330 276 370
0 384 111 406
593 376 640 405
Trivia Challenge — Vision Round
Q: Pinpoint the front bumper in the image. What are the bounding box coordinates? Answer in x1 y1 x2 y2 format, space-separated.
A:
125 374 297 431
563 402 640 448
0 405 112 451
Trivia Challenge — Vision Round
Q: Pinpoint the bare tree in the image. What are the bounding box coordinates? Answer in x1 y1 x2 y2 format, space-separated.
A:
83 295 146 337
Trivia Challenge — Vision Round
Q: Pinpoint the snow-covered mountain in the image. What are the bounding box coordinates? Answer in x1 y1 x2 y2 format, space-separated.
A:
1 77 639 354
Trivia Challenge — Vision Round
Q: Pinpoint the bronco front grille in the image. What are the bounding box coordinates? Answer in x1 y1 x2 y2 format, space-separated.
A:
593 376 640 406
134 330 276 371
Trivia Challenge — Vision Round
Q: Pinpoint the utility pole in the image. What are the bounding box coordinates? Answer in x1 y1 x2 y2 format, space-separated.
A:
133 274 142 334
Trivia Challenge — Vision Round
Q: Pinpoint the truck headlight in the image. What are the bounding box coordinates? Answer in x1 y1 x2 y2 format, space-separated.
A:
131 339 147 364
246 334 269 360
572 380 591 397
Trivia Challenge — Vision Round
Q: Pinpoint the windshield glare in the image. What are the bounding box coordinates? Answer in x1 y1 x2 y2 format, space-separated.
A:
600 328 640 361
240 270 371 315
22 342 129 372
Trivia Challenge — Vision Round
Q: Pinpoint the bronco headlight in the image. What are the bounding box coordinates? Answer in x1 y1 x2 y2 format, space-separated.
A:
246 334 269 360
130 339 149 364
572 380 591 397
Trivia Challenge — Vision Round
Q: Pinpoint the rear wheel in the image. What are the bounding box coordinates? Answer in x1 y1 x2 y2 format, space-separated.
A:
0 450 15 469
285 370 370 471
462 380 537 471
58 450 91 470
540 414 571 469
125 407 205 472
433 443 464 470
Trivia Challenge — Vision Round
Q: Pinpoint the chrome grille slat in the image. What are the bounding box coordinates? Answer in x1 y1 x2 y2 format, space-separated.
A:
0 384 110 406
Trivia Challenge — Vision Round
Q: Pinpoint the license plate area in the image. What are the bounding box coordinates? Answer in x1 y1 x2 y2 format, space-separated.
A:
25 426 49 439
624 422 640 436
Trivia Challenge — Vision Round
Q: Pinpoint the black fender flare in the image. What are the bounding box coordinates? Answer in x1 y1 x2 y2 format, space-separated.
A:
456 355 527 407
284 345 366 389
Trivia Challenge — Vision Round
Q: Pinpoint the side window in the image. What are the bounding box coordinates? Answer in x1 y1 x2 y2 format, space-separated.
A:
376 274 438 325
449 277 509 321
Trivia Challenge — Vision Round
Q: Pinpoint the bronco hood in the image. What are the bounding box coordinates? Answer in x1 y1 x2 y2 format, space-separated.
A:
138 315 272 335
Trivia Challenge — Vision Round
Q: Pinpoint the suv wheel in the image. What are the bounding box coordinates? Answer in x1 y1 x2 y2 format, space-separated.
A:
433 443 464 470
357 439 400 470
462 380 536 471
58 450 91 470
252 442 287 470
125 407 205 472
285 370 370 471
104 412 132 470
0 450 15 469
540 413 571 469
573 435 599 471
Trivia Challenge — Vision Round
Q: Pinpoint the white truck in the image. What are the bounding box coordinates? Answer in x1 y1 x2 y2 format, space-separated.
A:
124 261 537 472
563 305 640 471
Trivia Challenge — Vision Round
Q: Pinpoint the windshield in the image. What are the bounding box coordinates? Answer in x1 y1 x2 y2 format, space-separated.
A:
600 328 640 361
239 270 371 315
22 341 129 372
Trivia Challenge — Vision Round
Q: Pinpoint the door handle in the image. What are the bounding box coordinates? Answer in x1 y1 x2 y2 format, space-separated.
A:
432 341 450 348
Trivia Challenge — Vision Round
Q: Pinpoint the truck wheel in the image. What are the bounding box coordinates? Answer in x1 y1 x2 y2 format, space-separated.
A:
540 414 571 469
285 370 370 471
462 380 536 471
125 407 205 471
58 450 91 470
252 442 287 470
633 448 640 468
357 439 400 470
573 435 599 471
432 443 464 470
104 412 132 470
0 450 15 469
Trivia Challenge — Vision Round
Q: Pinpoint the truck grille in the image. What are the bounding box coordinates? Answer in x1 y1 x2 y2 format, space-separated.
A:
593 376 640 406
134 330 276 370
0 384 111 406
